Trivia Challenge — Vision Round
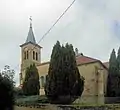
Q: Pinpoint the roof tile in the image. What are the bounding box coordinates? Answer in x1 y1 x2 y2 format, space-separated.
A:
76 55 98 65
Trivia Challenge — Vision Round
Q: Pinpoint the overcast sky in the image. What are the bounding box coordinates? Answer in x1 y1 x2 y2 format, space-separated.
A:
0 0 120 86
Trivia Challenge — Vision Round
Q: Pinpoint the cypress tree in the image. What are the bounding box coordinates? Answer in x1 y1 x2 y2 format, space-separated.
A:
109 49 117 75
22 64 40 96
45 41 61 101
117 47 120 75
45 41 84 104
107 49 120 97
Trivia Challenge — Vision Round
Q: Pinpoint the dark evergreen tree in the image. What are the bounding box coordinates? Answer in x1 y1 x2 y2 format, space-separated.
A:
109 49 117 75
45 41 84 104
117 47 120 75
107 49 120 97
22 64 40 96
0 74 14 110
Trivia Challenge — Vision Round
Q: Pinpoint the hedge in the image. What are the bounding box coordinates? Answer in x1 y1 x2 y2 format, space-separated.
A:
15 95 49 105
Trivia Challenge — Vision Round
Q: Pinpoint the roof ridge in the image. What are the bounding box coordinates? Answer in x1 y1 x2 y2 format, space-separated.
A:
103 61 109 63
80 55 99 61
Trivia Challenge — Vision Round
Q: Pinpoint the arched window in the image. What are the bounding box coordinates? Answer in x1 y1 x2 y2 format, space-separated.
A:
27 51 29 59
24 51 26 60
41 76 44 87
36 52 38 60
33 51 35 60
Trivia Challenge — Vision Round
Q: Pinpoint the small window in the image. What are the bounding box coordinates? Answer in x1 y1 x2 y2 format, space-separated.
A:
33 51 35 60
27 51 29 59
36 52 38 60
24 51 26 60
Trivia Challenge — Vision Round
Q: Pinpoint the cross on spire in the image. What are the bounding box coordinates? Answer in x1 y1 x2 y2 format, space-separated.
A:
30 16 32 28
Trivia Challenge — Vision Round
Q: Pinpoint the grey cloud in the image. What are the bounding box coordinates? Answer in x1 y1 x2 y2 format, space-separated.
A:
0 0 120 86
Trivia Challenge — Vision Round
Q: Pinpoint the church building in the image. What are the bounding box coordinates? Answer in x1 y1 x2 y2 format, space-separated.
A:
19 20 109 104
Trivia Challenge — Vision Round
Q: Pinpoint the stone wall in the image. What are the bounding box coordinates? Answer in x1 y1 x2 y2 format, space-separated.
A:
74 95 104 105
16 104 112 110
57 106 111 110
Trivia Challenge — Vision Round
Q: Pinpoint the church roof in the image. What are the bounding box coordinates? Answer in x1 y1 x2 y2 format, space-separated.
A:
26 24 36 44
76 54 98 65
37 53 108 70
103 62 109 68
76 54 108 70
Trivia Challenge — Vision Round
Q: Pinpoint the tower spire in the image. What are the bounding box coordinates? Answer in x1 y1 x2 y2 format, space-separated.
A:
25 16 36 44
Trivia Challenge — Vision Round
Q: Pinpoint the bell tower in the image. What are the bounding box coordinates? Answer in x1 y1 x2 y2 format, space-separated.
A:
19 17 42 85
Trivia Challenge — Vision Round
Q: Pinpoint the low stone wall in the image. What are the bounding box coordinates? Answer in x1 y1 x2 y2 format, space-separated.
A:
16 104 113 110
57 105 111 110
